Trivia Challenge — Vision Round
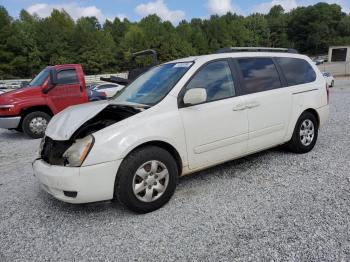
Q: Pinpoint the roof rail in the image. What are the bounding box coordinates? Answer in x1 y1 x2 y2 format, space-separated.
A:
215 47 299 54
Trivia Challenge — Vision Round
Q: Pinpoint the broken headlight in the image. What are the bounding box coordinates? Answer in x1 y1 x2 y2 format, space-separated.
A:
63 135 94 167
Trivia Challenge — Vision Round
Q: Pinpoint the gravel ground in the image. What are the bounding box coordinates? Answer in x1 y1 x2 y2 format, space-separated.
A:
1 82 350 261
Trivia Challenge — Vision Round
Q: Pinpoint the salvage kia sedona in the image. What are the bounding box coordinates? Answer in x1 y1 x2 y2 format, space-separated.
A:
33 48 329 213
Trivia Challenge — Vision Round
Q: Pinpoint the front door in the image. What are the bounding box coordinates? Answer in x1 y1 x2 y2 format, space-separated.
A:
49 68 86 112
179 60 249 170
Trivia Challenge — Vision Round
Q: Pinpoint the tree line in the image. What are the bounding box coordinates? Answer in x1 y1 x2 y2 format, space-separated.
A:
0 2 349 79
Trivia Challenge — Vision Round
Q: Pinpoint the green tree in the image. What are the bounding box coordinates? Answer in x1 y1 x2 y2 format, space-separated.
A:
0 3 349 78
0 6 14 78
338 16 350 36
6 10 42 77
72 17 116 74
266 5 290 47
288 3 343 54
35 9 75 65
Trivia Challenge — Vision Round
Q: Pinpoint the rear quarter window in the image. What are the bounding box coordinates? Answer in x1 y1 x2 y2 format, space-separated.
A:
275 57 316 86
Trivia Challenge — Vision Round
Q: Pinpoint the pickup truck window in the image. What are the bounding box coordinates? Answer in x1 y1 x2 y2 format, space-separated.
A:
29 68 50 87
57 69 79 85
113 62 192 106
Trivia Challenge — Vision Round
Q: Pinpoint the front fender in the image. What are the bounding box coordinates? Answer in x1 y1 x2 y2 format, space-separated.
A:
82 99 188 168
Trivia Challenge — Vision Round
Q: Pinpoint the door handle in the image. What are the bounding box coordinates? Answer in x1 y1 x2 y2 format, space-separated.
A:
232 103 246 111
246 101 260 109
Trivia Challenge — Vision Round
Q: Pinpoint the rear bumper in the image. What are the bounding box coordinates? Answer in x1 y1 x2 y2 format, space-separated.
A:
0 116 21 129
33 159 122 204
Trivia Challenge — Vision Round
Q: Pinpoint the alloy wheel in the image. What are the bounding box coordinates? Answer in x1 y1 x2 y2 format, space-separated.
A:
299 119 315 146
132 160 169 202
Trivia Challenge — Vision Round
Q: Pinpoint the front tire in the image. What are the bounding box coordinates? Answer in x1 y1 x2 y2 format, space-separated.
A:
287 112 318 154
114 146 178 213
22 111 51 139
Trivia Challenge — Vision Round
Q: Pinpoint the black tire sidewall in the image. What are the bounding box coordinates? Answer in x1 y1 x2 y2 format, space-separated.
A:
22 112 51 139
115 146 178 213
289 112 318 153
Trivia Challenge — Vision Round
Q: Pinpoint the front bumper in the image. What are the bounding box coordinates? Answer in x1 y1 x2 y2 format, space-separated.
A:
0 116 21 129
33 159 122 204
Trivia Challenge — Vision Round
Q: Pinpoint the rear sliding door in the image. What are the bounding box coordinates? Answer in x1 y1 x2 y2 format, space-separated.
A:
235 57 292 153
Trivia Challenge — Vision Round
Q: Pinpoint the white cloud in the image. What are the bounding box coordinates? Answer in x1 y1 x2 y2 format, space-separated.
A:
26 2 122 22
252 0 298 14
207 0 237 15
135 0 185 24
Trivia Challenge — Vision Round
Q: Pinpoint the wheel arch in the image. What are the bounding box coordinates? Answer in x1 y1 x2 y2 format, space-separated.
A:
303 108 320 128
284 107 321 143
123 140 183 176
20 105 54 118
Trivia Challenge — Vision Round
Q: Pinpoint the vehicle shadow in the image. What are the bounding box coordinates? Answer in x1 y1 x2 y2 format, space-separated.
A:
40 193 129 216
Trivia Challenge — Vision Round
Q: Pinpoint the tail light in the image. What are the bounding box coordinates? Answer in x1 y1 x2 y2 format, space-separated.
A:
326 83 330 104
101 92 107 97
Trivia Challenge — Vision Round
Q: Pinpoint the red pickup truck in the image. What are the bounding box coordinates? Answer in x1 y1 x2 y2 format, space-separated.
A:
0 64 90 138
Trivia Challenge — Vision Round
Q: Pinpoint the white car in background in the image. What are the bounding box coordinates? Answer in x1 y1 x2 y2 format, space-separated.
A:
34 48 329 213
90 83 125 98
322 72 334 87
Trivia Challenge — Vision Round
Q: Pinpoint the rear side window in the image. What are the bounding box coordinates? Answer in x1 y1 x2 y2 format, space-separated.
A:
186 60 235 102
238 58 281 94
57 69 79 85
275 57 316 86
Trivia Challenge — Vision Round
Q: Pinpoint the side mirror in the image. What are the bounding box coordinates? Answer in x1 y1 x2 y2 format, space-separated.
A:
50 69 58 86
183 88 207 106
43 69 58 94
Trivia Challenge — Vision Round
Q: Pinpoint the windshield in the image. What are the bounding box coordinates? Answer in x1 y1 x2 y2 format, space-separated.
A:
113 62 193 106
29 68 50 87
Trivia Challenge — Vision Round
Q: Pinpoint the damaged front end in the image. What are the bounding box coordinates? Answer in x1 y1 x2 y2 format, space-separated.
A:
41 104 145 166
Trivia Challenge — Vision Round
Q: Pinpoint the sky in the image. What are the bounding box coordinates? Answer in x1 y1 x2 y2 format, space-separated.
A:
0 0 349 24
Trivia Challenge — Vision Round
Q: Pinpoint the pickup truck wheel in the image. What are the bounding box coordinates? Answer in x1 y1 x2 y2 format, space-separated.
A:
114 146 178 213
22 112 51 139
287 112 318 154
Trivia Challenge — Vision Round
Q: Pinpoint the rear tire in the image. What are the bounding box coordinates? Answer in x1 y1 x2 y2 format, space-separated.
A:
114 146 178 213
22 111 51 139
287 111 318 154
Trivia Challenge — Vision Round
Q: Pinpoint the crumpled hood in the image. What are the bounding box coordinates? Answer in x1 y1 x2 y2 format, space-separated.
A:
46 101 110 141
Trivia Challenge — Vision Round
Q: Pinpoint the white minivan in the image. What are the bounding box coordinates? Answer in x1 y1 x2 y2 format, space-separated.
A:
33 48 329 213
